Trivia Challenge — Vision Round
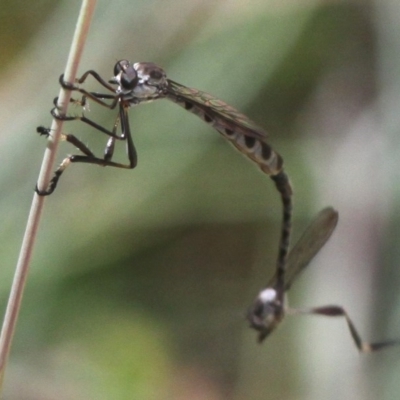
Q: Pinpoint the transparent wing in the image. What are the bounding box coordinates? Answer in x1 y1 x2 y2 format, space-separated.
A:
268 207 339 291
167 79 267 140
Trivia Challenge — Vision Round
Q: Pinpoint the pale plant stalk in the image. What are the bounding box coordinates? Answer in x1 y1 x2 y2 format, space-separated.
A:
0 0 97 391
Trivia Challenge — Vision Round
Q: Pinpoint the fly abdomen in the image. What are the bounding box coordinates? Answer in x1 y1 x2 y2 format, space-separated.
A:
217 127 283 176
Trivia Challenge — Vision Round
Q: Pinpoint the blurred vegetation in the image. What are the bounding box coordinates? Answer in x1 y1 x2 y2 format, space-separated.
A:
0 1 400 399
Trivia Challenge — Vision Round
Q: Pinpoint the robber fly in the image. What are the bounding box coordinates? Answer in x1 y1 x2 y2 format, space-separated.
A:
37 60 293 285
248 207 399 352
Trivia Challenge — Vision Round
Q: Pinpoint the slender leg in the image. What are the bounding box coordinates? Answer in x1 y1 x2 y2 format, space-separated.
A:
37 67 138 194
50 106 126 139
289 305 400 352
35 103 137 195
36 126 95 156
74 70 116 91
51 68 125 136
52 96 87 109
52 77 129 140
58 73 120 109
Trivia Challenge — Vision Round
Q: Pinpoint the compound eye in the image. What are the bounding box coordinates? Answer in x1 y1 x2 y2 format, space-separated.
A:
113 59 130 76
120 66 138 90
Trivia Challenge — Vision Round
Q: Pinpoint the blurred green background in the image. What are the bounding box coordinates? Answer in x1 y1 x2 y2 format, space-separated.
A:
1 1 400 399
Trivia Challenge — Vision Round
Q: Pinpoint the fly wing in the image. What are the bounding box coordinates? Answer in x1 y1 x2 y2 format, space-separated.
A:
267 207 339 291
167 80 267 140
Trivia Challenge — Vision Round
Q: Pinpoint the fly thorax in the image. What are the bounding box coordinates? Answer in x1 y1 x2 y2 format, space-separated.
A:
129 62 168 102
257 288 284 319
259 288 278 303
130 84 165 102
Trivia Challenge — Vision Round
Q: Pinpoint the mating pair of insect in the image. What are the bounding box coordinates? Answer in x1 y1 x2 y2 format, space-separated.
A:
37 60 399 352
